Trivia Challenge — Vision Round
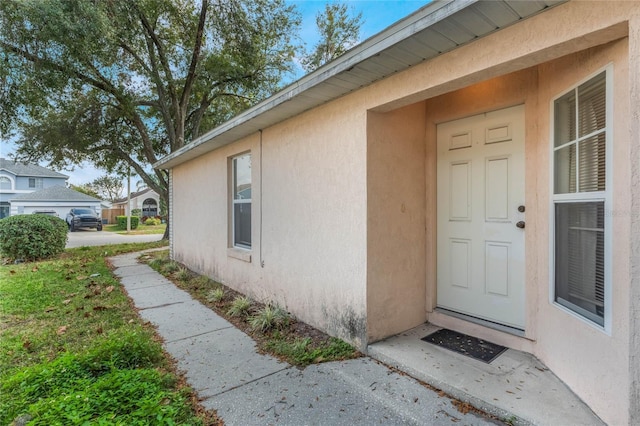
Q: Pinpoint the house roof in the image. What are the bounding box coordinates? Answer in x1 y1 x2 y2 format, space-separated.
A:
11 185 101 202
154 0 565 170
112 187 157 204
0 158 69 179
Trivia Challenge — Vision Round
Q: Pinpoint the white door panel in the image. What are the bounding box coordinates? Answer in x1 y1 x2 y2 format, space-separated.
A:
437 105 525 329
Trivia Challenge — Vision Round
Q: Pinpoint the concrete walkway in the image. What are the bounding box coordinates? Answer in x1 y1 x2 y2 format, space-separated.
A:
368 326 604 426
110 251 499 426
110 251 603 425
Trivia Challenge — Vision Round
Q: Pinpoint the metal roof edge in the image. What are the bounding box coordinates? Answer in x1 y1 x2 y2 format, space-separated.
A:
154 0 479 170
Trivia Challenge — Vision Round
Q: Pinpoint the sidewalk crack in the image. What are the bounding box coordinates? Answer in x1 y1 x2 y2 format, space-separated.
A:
203 366 294 399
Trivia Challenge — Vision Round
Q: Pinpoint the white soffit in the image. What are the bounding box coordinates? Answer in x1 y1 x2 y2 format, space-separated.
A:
155 0 565 169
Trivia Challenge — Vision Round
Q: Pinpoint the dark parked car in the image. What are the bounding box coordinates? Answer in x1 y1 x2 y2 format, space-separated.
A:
66 208 103 231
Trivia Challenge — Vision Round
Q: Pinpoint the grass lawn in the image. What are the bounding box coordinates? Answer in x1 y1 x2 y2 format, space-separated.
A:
0 241 218 425
103 223 166 235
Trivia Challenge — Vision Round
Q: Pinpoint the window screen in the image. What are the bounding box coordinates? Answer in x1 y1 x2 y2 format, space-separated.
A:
552 71 608 327
232 154 251 249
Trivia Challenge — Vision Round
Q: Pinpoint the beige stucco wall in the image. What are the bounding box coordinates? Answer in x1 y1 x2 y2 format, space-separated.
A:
366 103 426 341
413 40 630 425
170 1 638 424
172 97 370 348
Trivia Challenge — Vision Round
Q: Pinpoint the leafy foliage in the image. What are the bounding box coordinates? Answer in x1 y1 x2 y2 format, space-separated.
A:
176 266 192 281
142 249 360 367
249 304 290 332
0 214 67 261
0 239 203 425
69 183 100 198
85 175 124 202
301 2 363 72
207 287 226 303
116 215 139 230
0 0 302 241
144 216 161 226
265 335 355 367
1 336 196 425
227 296 253 318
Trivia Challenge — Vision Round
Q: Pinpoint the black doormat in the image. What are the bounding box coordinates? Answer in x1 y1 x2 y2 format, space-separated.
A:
421 329 507 363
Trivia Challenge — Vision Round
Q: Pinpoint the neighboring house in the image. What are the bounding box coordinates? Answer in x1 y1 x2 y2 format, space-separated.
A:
10 185 103 219
0 157 69 218
110 187 161 217
155 2 640 424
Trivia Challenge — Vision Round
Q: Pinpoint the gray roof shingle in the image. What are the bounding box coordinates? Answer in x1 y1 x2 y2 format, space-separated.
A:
11 185 101 202
0 158 69 179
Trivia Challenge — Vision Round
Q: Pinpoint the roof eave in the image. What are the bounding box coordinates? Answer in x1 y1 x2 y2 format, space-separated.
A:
154 0 565 170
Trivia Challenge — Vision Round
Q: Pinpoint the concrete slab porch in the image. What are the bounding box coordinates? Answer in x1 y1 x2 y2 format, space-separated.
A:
367 323 604 426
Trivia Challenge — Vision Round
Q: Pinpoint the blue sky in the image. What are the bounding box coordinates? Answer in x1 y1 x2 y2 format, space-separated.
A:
2 1 429 186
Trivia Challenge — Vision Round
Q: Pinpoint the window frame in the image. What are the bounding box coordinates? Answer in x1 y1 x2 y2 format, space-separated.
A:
230 152 252 251
0 175 13 190
28 177 43 189
549 65 613 334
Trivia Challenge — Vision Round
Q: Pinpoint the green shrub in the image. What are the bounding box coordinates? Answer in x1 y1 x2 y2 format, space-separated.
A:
144 217 161 226
249 305 290 332
227 296 253 318
162 261 180 273
0 214 68 261
116 215 139 230
176 267 191 281
206 288 225 303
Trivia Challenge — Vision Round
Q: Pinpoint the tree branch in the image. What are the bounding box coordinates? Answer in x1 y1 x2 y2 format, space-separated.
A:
176 0 208 148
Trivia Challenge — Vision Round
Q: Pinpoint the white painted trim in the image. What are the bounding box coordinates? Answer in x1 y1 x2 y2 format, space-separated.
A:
169 169 174 260
230 151 252 251
0 174 15 190
548 64 613 335
227 248 251 263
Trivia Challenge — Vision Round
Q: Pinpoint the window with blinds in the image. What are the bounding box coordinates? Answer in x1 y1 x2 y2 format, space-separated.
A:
552 70 609 328
231 153 251 249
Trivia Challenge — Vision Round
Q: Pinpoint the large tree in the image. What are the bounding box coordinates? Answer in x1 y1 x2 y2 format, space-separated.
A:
86 175 125 202
301 2 363 72
0 0 301 239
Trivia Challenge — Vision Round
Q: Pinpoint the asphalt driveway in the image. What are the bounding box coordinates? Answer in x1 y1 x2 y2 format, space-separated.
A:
66 229 164 248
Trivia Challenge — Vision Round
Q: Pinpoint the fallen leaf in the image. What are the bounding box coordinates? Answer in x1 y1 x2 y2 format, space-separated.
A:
57 326 68 335
23 340 31 349
45 306 56 312
76 276 87 281
90 273 101 278
62 299 71 305
96 326 103 334
93 306 107 311
32 267 38 272
106 286 114 293
9 270 15 274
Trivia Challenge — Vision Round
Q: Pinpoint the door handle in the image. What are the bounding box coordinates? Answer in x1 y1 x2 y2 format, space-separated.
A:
516 221 525 229
518 205 525 213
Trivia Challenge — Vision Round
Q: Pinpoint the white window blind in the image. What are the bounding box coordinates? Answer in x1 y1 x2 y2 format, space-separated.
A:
232 153 251 249
552 71 608 327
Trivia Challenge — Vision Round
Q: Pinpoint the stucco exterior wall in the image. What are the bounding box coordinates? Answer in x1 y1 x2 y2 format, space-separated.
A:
169 1 638 423
172 98 369 347
628 10 640 426
366 103 426 341
411 40 630 425
534 39 631 425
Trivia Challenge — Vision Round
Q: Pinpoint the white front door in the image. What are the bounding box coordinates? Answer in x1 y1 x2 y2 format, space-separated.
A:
436 105 525 329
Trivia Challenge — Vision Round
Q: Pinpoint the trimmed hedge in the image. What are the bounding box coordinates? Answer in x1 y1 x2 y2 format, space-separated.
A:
116 215 139 230
0 214 68 261
143 217 161 226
